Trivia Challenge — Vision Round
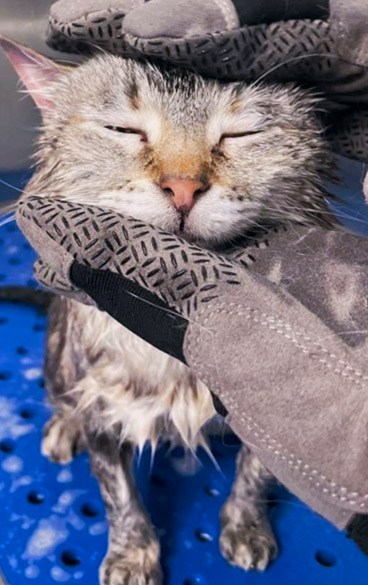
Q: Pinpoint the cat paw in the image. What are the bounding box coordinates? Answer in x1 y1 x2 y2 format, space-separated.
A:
100 549 162 585
41 413 85 464
220 521 277 572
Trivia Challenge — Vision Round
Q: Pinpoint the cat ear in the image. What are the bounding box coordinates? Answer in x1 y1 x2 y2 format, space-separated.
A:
0 36 67 112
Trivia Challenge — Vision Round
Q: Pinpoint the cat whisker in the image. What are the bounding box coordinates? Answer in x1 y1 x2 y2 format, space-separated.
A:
55 59 79 67
0 178 27 196
0 215 16 227
278 204 335 216
79 40 110 56
121 287 219 335
0 178 64 206
330 209 368 225
281 200 368 225
251 52 343 89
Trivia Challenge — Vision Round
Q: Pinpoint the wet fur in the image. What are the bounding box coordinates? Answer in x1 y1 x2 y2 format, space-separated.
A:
19 54 336 583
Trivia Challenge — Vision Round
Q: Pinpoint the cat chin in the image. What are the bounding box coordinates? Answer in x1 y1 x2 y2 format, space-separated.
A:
173 229 200 245
176 230 232 250
178 220 249 249
170 225 222 248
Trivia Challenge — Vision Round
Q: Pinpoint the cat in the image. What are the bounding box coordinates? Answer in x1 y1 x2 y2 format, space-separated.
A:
1 38 336 585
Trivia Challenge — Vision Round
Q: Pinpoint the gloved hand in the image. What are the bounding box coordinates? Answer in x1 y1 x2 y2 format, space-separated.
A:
16 195 368 553
45 0 368 193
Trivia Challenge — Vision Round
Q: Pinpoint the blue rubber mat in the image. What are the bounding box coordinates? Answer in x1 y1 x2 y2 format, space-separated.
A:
1 161 368 585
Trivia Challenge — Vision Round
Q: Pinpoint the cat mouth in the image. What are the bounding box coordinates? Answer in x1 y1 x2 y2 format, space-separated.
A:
178 213 186 233
171 210 196 243
175 228 197 243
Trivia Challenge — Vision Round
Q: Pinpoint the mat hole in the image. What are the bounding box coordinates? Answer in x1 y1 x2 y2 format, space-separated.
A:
33 324 46 332
81 502 99 518
8 257 21 265
0 274 6 282
27 490 45 505
20 407 36 420
0 317 8 325
315 550 337 567
61 550 81 568
16 346 28 355
183 576 207 585
150 474 166 486
0 439 15 454
0 371 12 381
6 224 16 233
205 486 221 497
195 529 214 543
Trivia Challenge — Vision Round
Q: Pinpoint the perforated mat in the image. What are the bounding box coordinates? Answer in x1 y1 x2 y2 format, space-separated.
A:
1 162 368 585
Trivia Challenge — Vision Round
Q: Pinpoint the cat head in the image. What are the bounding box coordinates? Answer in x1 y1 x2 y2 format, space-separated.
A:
2 38 336 246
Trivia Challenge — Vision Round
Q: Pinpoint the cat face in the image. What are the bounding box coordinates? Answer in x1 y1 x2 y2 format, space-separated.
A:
2 39 335 245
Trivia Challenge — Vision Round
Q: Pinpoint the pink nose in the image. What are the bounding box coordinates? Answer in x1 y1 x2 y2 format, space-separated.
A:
160 179 206 210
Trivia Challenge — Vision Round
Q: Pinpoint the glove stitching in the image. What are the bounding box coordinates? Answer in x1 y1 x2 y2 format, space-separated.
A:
214 303 368 385
187 302 368 506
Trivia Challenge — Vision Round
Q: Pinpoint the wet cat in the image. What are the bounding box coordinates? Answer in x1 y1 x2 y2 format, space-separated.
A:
1 38 335 585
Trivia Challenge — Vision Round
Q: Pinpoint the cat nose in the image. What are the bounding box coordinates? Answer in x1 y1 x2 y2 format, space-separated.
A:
160 179 207 211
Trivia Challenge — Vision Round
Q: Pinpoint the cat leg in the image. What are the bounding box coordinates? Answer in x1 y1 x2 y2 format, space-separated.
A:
42 411 86 464
220 444 277 572
42 297 87 464
87 431 162 585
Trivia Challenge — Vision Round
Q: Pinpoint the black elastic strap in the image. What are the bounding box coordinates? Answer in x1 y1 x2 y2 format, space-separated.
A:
347 514 368 557
232 0 329 26
70 261 188 363
70 261 229 417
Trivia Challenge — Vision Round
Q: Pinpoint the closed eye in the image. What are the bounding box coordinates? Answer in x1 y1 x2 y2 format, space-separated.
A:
212 130 263 155
221 130 263 140
104 125 147 141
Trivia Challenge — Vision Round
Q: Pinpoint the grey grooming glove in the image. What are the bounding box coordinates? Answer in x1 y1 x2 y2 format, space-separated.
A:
16 196 368 541
123 0 239 38
45 0 368 201
48 0 239 50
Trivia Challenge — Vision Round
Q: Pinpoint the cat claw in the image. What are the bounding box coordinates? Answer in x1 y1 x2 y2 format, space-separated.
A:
41 413 85 464
220 521 278 572
100 554 162 585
